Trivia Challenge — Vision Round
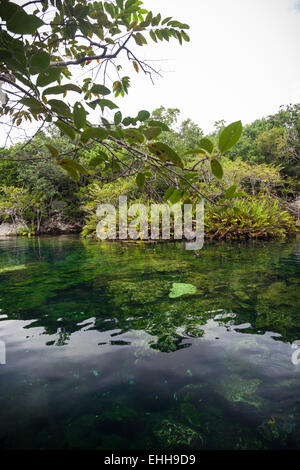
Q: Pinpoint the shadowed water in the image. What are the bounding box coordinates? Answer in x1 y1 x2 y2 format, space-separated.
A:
0 235 300 450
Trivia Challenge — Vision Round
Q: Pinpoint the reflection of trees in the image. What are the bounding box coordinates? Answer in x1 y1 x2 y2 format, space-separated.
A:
0 237 300 351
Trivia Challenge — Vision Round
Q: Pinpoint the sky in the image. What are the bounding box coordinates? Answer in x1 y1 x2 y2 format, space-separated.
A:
116 0 300 133
2 0 300 145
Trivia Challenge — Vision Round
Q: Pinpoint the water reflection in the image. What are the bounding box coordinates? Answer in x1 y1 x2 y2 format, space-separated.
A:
0 236 300 449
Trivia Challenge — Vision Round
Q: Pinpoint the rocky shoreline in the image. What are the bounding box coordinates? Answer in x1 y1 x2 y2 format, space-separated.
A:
0 215 82 236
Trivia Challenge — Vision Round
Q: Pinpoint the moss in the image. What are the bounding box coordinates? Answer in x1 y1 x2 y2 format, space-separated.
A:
180 403 202 427
108 279 170 306
101 399 137 422
169 283 197 299
154 419 202 449
218 374 262 408
0 264 26 274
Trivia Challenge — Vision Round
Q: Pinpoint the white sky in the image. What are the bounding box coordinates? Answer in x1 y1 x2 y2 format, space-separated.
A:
118 0 300 132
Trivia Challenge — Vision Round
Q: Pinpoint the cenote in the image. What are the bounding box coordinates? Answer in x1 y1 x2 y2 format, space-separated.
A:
0 235 300 450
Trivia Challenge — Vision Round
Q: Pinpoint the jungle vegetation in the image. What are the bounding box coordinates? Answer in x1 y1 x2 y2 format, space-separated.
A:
0 1 299 239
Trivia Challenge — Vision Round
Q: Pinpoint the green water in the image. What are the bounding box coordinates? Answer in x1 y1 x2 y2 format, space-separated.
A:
0 235 300 450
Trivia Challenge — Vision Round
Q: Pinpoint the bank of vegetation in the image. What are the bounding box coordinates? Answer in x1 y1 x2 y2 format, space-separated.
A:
0 103 299 240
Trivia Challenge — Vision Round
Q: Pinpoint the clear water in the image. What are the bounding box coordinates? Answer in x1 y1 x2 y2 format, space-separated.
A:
0 235 300 450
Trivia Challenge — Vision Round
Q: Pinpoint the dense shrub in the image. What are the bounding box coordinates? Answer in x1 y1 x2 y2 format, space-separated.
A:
205 196 297 239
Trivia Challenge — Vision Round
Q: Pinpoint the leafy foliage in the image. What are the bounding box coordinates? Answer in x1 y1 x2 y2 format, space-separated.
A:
226 104 300 176
0 0 204 192
205 196 296 239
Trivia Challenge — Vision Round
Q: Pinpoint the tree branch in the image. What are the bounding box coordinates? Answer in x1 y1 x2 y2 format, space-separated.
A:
50 33 133 67
0 76 33 98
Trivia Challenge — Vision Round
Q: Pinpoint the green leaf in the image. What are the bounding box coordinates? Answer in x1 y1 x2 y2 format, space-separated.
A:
169 188 185 204
144 126 162 140
63 84 82 93
0 49 12 60
43 86 64 96
181 31 190 42
124 128 145 144
54 120 75 141
183 148 206 156
58 163 79 182
43 84 81 96
114 111 122 125
134 32 147 46
199 137 214 154
110 128 125 139
218 121 243 153
155 29 163 41
125 0 137 9
37 67 63 87
104 1 115 18
137 110 150 121
30 51 50 73
7 9 44 34
98 99 118 111
122 117 132 126
91 84 111 95
151 13 161 27
81 127 108 143
175 30 182 45
20 97 44 114
163 186 176 202
45 144 59 159
58 158 89 176
147 120 170 132
0 1 19 21
149 30 157 43
210 159 223 179
160 29 170 41
65 20 77 39
48 99 72 118
73 102 86 129
88 151 107 168
162 16 172 25
13 73 35 91
148 142 184 169
100 118 110 128
136 173 145 188
169 282 197 298
225 184 237 199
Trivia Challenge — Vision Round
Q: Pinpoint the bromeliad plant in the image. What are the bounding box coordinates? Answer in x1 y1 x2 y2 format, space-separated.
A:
205 196 297 239
0 0 243 203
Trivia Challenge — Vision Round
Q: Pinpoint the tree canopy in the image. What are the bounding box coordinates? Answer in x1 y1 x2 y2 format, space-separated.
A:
0 0 243 201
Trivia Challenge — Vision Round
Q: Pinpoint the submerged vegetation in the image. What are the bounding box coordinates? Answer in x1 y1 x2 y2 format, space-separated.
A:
0 236 300 450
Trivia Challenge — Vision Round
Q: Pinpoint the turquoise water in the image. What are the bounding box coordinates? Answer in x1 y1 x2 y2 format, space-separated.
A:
0 235 300 450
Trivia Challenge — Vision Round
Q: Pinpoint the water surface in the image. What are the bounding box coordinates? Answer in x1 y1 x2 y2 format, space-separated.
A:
0 235 300 450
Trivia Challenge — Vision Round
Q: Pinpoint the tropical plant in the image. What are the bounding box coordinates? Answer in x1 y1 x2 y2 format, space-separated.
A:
205 196 296 239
